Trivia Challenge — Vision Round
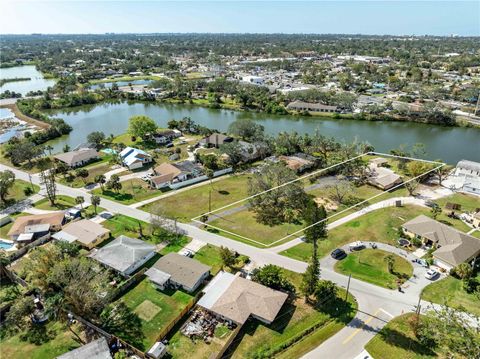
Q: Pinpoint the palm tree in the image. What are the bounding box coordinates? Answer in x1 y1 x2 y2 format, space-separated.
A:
75 196 85 211
384 254 395 274
45 145 54 157
90 195 101 214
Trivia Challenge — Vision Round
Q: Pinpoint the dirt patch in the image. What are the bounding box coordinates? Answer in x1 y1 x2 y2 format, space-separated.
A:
134 300 161 321
314 197 339 211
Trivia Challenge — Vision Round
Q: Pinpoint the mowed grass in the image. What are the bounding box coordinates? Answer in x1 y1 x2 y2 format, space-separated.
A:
92 178 162 205
1 180 39 209
192 244 224 275
118 278 193 350
57 156 117 188
141 174 252 222
433 193 480 232
365 313 438 359
34 195 76 210
335 249 413 289
281 205 430 262
0 321 81 359
230 270 357 359
421 273 480 316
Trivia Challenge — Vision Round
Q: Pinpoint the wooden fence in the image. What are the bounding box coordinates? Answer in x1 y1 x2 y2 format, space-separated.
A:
214 323 243 359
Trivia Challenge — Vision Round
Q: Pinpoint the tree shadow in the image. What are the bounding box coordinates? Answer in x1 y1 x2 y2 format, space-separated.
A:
377 327 437 356
218 190 230 195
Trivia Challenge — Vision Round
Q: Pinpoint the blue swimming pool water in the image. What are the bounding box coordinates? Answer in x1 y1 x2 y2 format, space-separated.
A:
0 240 14 250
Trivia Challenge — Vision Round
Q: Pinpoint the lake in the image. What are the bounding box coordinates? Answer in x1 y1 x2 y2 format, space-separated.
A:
0 65 56 95
46 101 480 164
89 79 152 90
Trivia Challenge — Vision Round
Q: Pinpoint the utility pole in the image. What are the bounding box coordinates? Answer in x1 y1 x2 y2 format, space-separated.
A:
345 274 351 301
28 172 34 192
208 189 212 213
475 91 480 116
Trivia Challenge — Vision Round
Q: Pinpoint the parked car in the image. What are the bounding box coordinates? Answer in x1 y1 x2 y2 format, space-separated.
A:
425 269 439 280
331 248 347 260
349 241 365 251
425 201 440 209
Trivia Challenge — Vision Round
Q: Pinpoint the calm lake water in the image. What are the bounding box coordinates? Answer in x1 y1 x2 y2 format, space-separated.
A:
0 65 56 95
47 101 480 164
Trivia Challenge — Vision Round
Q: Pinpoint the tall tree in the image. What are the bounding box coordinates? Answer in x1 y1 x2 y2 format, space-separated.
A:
128 115 157 139
87 131 106 150
219 246 237 269
90 195 101 214
95 174 106 191
0 170 15 205
75 196 85 211
228 118 265 142
251 264 295 293
40 167 57 206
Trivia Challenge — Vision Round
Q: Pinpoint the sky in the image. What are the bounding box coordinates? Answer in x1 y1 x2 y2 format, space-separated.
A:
0 1 479 36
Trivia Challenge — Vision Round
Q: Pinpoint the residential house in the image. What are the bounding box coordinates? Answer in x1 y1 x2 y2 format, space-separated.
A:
369 157 389 168
54 148 99 168
286 101 338 113
200 133 233 148
150 161 204 189
57 337 111 359
473 211 480 228
443 159 480 195
237 141 268 162
402 215 480 271
145 252 211 293
198 271 288 325
455 160 480 178
90 235 155 276
7 212 65 242
367 165 403 190
119 147 152 170
52 219 110 249
152 129 181 145
279 153 317 173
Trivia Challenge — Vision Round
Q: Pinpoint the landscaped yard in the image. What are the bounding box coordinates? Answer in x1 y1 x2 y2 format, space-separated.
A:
1 179 39 209
365 313 438 359
141 174 252 222
58 157 118 188
230 270 357 359
0 321 81 359
92 178 162 205
117 278 194 350
281 205 430 262
335 249 413 289
421 272 480 316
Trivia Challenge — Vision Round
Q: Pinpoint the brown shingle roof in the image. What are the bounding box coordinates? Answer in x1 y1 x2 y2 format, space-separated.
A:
56 219 110 247
54 148 99 166
7 212 65 236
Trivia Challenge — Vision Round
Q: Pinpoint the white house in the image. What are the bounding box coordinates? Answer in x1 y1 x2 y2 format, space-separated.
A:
119 147 152 170
242 75 264 85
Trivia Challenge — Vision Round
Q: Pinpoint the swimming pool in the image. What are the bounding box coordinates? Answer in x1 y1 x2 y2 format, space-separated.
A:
0 240 14 250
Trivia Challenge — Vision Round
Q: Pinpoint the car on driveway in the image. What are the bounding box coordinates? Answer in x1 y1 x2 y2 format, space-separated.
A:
349 241 365 251
425 269 439 280
331 248 347 260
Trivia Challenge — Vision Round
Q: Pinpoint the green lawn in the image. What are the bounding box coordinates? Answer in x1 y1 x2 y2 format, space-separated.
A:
335 249 413 289
33 195 101 218
365 313 438 359
230 270 357 359
92 178 162 205
118 278 193 350
1 180 39 209
0 321 81 359
58 157 118 188
141 174 252 222
281 205 430 262
433 193 480 232
421 273 480 316
1 212 29 236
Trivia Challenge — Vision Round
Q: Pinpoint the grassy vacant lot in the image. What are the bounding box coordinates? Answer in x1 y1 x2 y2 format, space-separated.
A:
33 195 101 218
58 157 117 188
0 321 81 359
433 193 480 232
118 278 193 350
1 180 39 209
230 270 357 359
335 249 413 289
282 205 430 262
142 174 252 222
365 313 438 359
92 178 161 205
421 273 480 316
168 323 233 359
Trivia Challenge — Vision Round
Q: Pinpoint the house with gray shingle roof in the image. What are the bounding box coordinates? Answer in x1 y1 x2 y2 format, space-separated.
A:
89 235 155 276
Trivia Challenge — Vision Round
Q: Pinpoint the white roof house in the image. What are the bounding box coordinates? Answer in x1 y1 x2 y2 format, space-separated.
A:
90 235 155 276
57 337 111 359
119 147 152 170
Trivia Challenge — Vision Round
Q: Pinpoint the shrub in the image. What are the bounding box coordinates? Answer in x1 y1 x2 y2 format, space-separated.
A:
23 187 33 196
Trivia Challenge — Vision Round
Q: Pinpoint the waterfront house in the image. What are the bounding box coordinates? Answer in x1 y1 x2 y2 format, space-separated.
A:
200 133 234 148
52 219 110 249
152 129 182 145
286 101 338 113
402 215 480 271
54 148 99 168
90 235 155 276
145 252 211 293
119 147 152 170
367 165 403 190
279 153 317 173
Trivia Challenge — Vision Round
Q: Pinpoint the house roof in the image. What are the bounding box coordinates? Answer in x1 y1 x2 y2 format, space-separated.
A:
7 212 65 237
57 337 111 359
54 148 99 165
402 215 480 266
368 166 402 188
53 219 110 247
151 162 183 185
279 154 314 171
456 160 480 173
198 271 288 324
90 235 155 273
286 100 337 111
201 133 233 146
119 147 151 166
369 157 388 166
147 252 210 289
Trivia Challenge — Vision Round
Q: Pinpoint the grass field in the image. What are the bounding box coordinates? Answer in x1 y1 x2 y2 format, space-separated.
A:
335 249 413 289
421 273 480 316
92 178 162 205
230 270 357 359
281 205 430 262
1 180 39 209
118 278 193 350
0 321 81 359
141 174 252 222
365 313 438 359
33 195 101 218
433 193 480 232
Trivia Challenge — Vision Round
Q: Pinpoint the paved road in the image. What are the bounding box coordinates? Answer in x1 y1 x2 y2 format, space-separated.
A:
0 163 462 359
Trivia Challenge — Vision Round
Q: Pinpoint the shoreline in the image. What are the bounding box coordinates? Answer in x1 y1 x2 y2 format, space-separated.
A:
0 103 50 130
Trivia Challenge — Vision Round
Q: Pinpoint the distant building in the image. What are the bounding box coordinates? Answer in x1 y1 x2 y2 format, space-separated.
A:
286 101 338 113
54 148 99 168
90 235 155 276
119 147 152 170
242 75 264 85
